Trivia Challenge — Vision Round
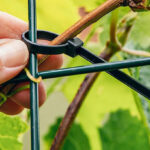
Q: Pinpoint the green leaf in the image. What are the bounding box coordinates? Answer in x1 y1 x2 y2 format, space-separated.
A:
99 109 150 150
127 11 150 49
0 136 22 150
139 66 150 88
136 66 150 127
43 118 91 150
0 112 28 138
0 113 28 150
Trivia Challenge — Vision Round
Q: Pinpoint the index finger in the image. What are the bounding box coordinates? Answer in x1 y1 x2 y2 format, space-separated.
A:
0 11 63 71
0 11 28 39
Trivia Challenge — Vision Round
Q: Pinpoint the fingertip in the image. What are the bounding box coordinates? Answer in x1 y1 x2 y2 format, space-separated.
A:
0 99 24 115
11 82 46 109
0 39 29 84
39 82 47 107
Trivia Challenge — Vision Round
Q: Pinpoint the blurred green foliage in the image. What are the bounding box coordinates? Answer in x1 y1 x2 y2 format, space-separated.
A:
0 0 79 33
99 109 150 150
0 113 28 150
1 0 150 150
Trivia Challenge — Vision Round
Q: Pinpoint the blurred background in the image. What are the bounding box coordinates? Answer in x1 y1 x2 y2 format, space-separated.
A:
1 0 150 150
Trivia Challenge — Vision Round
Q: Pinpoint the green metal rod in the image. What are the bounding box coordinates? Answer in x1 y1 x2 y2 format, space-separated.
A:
3 57 150 84
28 0 40 150
38 57 150 78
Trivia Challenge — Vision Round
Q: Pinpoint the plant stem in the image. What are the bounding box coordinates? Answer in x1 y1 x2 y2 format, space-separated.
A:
110 9 118 43
50 48 115 150
122 48 150 57
50 1 145 149
50 8 121 149
51 0 122 45
39 0 125 65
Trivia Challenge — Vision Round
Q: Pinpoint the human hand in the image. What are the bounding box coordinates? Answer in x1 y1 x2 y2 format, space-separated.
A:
0 12 63 115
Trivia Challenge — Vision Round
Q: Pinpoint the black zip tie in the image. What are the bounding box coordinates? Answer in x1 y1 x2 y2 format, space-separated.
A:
22 30 83 57
77 47 150 99
21 29 150 100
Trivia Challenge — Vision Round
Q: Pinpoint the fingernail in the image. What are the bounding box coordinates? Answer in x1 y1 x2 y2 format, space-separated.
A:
0 39 29 68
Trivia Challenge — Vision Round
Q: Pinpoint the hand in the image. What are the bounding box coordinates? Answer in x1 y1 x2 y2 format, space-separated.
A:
0 12 63 115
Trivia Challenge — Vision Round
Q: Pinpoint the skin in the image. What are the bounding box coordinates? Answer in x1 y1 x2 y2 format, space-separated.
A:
0 12 63 115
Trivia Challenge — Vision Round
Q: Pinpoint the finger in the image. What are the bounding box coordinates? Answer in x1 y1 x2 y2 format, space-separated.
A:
37 40 63 71
0 11 28 39
10 82 46 109
0 99 24 115
0 12 63 72
0 39 29 84
38 54 63 71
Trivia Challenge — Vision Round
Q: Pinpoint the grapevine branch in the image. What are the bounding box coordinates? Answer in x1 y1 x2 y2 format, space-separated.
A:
50 0 143 150
39 0 139 64
122 48 150 57
50 48 116 150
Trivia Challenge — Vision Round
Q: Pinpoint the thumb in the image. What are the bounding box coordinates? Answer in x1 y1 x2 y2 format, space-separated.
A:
0 39 29 84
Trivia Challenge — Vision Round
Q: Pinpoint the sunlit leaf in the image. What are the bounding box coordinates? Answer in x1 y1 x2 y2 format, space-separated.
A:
0 136 22 150
0 113 28 150
127 11 150 49
99 109 150 150
0 113 28 138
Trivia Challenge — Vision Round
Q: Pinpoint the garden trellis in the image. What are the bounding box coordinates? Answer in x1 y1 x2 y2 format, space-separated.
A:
0 0 150 150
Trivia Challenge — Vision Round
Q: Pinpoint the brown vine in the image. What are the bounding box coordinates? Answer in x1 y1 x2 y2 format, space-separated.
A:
39 0 124 64
49 0 143 150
